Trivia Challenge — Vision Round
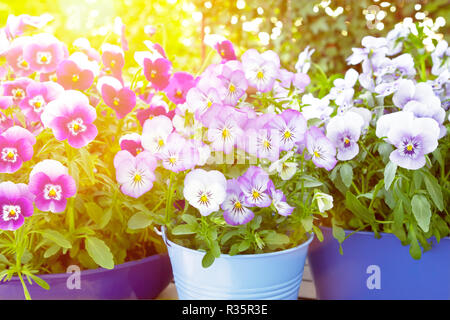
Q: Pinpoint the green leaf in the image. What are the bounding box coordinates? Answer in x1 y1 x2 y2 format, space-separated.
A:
312 225 323 242
27 273 50 290
411 194 432 233
202 251 215 268
181 214 197 225
423 174 444 211
85 237 114 269
345 191 375 224
85 202 104 226
384 161 397 190
43 244 60 258
263 232 289 247
211 240 221 258
128 212 152 230
238 240 251 252
301 216 314 232
171 224 197 235
340 163 353 188
41 230 71 249
331 218 346 244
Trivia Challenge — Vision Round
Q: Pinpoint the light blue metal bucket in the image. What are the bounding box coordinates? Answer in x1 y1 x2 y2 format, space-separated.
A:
159 227 314 300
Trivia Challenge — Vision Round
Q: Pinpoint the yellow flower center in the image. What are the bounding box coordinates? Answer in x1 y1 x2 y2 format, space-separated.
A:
222 128 230 139
113 98 119 106
229 84 236 93
263 140 271 149
48 189 57 198
134 174 142 182
175 90 183 98
169 157 177 164
406 144 413 151
200 194 209 204
72 74 79 82
314 151 320 158
207 100 213 108
110 60 116 68
151 70 157 78
158 139 165 147
20 60 29 68
220 50 225 57
252 190 260 200
40 55 48 63
9 209 16 217
73 123 80 132
257 71 264 79
6 151 15 160
234 201 242 209
284 130 292 139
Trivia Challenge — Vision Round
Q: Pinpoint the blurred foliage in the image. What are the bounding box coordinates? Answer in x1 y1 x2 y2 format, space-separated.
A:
0 0 449 76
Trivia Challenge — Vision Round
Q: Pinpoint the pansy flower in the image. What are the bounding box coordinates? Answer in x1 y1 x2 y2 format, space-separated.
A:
2 78 33 104
165 71 196 105
326 111 364 161
204 34 237 61
266 109 307 151
99 76 136 119
41 90 98 148
268 151 298 180
0 111 13 134
218 64 248 106
5 36 33 77
101 43 125 77
295 46 315 74
306 126 337 171
56 58 94 91
269 186 294 216
221 179 254 226
241 49 279 92
19 81 64 122
136 100 174 127
28 160 76 213
159 132 198 172
141 115 173 154
4 13 53 39
0 181 34 231
119 133 143 156
0 126 36 173
23 33 67 74
186 75 223 118
207 106 244 154
143 57 172 90
377 111 440 170
114 150 157 198
238 166 272 208
183 169 227 216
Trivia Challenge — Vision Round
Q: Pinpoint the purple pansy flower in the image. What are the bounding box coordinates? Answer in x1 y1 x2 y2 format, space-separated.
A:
0 126 36 173
218 64 248 106
241 49 280 92
207 106 244 154
143 57 172 90
23 33 67 74
114 150 157 198
238 166 272 208
266 109 307 151
41 90 98 148
377 111 440 170
119 133 143 156
328 69 358 106
165 72 196 105
0 181 34 231
186 75 223 118
295 46 315 74
306 126 337 171
221 178 254 226
159 132 198 172
28 160 76 213
269 186 294 216
183 169 227 216
19 81 64 122
326 111 364 161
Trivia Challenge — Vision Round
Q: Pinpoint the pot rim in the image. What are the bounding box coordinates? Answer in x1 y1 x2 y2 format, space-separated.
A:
161 226 314 259
6 253 168 282
319 225 450 241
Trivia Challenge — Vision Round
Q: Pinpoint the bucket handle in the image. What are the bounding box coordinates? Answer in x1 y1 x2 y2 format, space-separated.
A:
154 226 171 247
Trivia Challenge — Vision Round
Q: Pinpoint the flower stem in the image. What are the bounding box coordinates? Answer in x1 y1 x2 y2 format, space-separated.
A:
164 172 175 225
65 142 75 233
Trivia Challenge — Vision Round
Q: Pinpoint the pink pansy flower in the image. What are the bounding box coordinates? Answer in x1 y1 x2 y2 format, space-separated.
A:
143 57 172 90
141 115 173 154
101 43 125 77
99 76 136 119
204 34 237 61
4 14 53 39
73 38 101 63
0 181 34 231
144 40 167 58
136 100 174 127
207 106 244 154
241 49 280 92
218 64 248 106
165 71 196 105
159 132 199 172
266 109 307 151
28 160 76 213
186 75 223 118
23 33 68 74
0 126 36 173
2 78 33 104
56 57 94 91
19 81 64 122
0 111 13 133
41 90 98 148
114 150 157 198
0 96 13 110
5 36 34 77
119 133 144 156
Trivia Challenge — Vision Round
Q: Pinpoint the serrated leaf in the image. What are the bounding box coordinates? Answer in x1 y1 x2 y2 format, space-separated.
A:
85 237 114 269
128 212 152 230
41 230 71 249
411 194 432 233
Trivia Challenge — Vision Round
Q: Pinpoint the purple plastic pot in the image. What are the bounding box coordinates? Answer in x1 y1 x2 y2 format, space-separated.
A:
308 226 450 300
0 254 172 300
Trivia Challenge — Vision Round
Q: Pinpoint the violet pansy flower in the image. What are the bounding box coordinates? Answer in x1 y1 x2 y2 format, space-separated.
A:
326 111 364 161
266 109 307 152
5 36 33 77
41 90 98 148
207 106 244 154
242 49 280 93
114 150 157 198
269 187 294 216
0 181 34 231
238 166 272 208
218 64 248 106
204 34 237 61
159 132 198 172
28 160 76 213
221 178 254 226
186 75 223 118
306 126 337 171
183 169 227 216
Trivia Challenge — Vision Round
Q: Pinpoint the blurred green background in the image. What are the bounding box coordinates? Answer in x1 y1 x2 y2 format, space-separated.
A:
1 0 448 75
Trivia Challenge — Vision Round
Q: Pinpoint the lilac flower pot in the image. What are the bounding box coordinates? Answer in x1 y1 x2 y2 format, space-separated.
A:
0 254 172 300
308 226 450 300
160 227 314 300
